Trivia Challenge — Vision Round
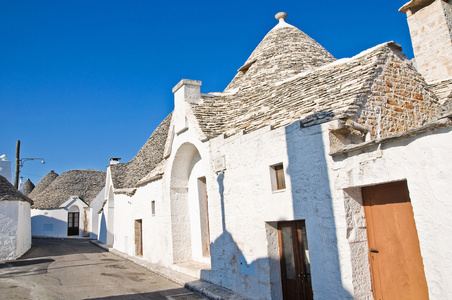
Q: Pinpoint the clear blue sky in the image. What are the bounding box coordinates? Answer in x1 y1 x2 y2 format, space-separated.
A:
1 0 413 184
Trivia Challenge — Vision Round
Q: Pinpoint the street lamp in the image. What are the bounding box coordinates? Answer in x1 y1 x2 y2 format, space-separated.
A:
14 140 45 189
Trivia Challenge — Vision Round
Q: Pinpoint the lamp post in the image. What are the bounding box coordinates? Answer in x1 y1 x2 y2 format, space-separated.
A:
14 140 45 189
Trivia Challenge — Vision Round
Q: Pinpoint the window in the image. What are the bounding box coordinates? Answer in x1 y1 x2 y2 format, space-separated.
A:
151 201 156 216
270 163 286 191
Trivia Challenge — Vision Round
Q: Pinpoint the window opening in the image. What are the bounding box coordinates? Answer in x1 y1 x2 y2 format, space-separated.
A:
270 163 286 191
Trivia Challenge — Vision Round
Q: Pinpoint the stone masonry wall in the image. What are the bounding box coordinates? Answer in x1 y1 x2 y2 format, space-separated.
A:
406 0 452 83
357 49 439 139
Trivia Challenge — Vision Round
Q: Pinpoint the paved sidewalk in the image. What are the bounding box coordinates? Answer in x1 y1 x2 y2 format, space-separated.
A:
90 241 246 300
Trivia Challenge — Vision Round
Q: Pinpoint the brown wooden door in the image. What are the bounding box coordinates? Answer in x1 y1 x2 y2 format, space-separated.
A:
363 181 429 300
135 219 143 256
278 220 313 300
67 212 79 236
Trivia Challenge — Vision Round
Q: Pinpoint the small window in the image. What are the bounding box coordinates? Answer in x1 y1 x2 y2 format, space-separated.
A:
151 201 156 216
270 163 286 191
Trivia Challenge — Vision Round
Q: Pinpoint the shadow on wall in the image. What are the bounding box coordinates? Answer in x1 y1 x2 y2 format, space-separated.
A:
31 215 68 238
199 173 282 299
98 211 107 244
196 114 353 299
284 115 353 299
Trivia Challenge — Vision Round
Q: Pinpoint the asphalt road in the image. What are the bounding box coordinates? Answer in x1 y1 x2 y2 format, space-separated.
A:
0 238 205 300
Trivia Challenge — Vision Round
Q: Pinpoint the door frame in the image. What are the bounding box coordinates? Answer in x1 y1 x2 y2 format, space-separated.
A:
278 220 313 300
67 211 79 236
135 219 143 256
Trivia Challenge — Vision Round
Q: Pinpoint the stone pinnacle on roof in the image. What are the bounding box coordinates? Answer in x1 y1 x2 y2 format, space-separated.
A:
275 12 287 21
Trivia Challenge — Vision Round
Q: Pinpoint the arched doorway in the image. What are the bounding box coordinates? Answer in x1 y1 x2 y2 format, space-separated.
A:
68 205 80 236
170 143 211 265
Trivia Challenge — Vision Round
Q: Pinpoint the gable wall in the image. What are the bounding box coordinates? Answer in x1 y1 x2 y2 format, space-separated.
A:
357 50 439 140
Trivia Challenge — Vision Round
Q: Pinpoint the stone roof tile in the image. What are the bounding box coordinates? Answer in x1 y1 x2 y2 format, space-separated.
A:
0 175 33 204
31 170 105 209
110 113 172 189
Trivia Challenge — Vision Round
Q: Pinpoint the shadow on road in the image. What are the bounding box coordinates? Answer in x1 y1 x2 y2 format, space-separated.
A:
22 238 104 259
0 258 54 277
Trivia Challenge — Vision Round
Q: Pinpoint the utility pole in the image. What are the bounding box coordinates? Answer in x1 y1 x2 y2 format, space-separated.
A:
14 140 20 188
14 140 45 189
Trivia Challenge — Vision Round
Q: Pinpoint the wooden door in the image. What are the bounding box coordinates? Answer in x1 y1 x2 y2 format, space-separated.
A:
278 220 313 300
363 181 429 300
135 219 143 256
67 212 79 236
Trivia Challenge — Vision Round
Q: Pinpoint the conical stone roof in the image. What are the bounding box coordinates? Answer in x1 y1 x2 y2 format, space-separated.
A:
28 170 59 199
23 178 35 196
31 169 106 209
0 175 33 204
225 12 336 91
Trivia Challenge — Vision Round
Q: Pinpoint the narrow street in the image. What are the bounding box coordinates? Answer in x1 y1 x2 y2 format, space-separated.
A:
0 238 205 300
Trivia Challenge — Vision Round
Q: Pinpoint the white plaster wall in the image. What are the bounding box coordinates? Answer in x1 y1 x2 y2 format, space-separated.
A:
0 200 31 260
205 122 355 299
110 193 130 252
89 188 105 239
16 201 31 258
328 126 452 299
0 201 19 261
188 160 210 263
205 124 293 299
31 200 88 238
31 208 69 237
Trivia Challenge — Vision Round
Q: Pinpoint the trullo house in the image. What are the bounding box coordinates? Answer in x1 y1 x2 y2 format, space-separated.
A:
0 175 33 261
30 170 105 239
99 1 452 299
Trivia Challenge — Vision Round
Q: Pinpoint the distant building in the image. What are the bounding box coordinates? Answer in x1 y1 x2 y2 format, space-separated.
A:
29 170 105 239
0 175 33 261
99 1 452 299
0 155 12 183
22 179 35 196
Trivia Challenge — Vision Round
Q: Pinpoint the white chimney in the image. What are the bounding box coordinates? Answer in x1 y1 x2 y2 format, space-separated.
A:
172 79 202 134
109 158 121 165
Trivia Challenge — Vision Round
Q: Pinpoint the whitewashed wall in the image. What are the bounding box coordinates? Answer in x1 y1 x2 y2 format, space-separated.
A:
89 187 105 239
0 200 31 261
206 122 353 299
0 201 20 260
16 201 32 258
31 199 91 238
328 125 452 299
31 208 70 237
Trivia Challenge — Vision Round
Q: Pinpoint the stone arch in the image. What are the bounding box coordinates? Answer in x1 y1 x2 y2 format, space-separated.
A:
170 142 210 264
